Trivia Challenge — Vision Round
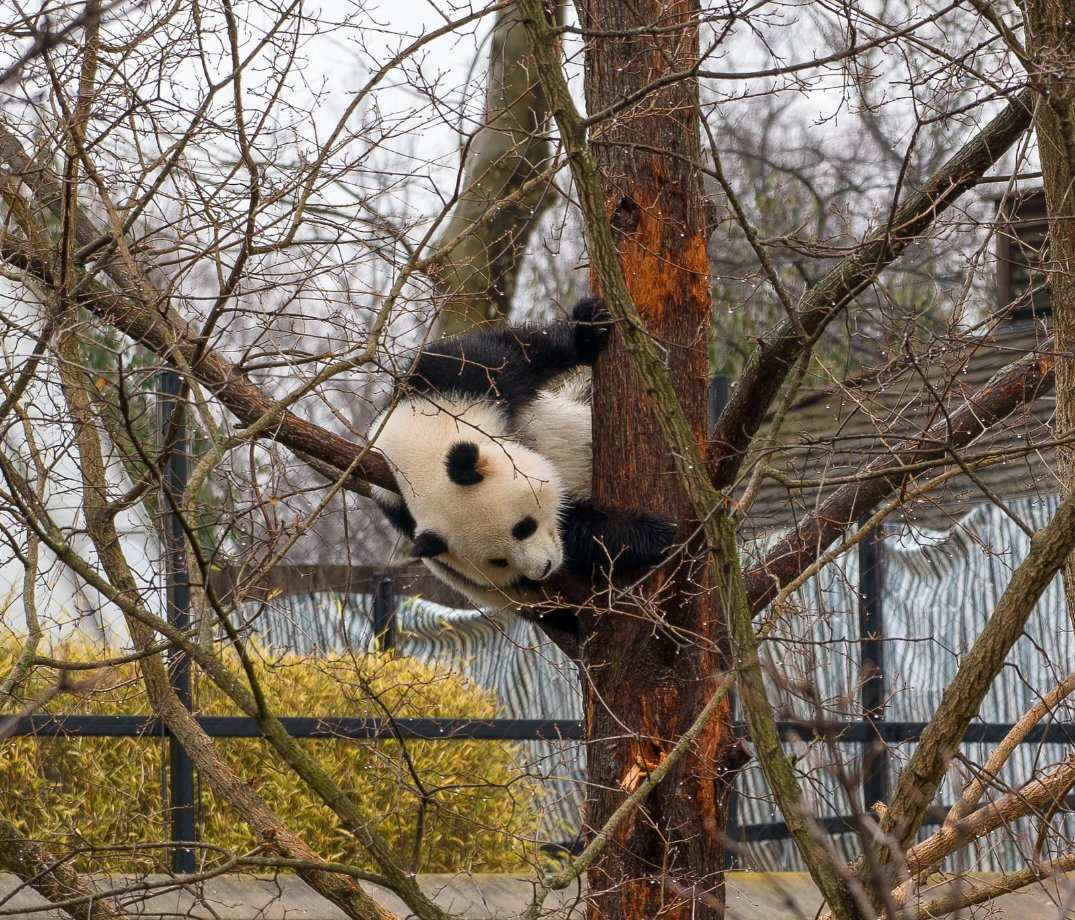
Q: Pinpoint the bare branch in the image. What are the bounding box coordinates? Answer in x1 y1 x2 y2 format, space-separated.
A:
744 339 1056 613
710 88 1036 490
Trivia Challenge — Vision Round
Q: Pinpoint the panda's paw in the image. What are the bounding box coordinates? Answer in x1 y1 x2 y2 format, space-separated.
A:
570 297 611 363
631 512 678 567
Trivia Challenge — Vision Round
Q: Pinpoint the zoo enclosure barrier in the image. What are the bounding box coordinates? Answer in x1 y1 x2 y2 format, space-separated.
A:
8 539 1075 873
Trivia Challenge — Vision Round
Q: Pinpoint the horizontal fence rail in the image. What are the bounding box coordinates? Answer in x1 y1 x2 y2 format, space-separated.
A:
4 715 586 741
9 712 1070 849
9 715 1075 746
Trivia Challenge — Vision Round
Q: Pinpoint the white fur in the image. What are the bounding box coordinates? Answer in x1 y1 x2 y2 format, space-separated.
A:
513 377 592 501
371 391 589 609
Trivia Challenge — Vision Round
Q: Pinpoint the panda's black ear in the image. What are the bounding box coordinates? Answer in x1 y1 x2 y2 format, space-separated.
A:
446 441 484 485
411 531 448 558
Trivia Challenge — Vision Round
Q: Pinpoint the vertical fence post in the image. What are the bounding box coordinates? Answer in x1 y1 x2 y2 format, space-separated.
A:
160 369 196 873
372 572 397 652
857 516 888 813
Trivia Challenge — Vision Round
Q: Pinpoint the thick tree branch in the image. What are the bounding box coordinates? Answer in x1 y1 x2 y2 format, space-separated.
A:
0 818 132 920
880 486 1075 853
1024 0 1075 642
818 752 1075 920
946 667 1075 823
909 853 1075 920
432 2 560 334
709 87 1035 490
0 124 396 493
744 338 1056 613
904 753 1075 881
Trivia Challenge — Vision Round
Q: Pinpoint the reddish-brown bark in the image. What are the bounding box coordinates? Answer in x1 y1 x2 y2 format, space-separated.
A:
577 2 737 917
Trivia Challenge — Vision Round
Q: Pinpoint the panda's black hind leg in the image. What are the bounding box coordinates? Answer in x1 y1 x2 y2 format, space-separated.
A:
494 295 610 382
473 296 610 413
561 500 677 578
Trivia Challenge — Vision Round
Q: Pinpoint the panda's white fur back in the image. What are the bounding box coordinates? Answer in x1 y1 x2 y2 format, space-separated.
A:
512 376 592 501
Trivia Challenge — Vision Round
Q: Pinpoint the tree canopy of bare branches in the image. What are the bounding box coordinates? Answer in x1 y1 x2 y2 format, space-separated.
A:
2 1 1074 920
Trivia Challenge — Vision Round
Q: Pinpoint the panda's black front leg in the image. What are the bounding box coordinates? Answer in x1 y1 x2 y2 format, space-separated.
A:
561 500 677 579
559 296 611 366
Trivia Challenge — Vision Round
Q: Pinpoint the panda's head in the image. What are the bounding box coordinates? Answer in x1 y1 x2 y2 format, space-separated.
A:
408 439 565 593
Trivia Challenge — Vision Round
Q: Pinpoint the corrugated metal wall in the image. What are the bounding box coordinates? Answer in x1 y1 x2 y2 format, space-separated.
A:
739 496 1075 871
253 496 1075 868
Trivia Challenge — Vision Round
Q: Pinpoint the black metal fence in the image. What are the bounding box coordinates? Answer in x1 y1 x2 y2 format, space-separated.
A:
9 703 1073 865
9 523 1074 869
5 376 1067 871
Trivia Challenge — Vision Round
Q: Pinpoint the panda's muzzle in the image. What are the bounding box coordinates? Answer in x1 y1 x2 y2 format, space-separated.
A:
427 557 546 597
522 557 556 582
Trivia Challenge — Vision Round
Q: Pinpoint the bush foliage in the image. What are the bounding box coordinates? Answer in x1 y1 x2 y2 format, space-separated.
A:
0 642 542 873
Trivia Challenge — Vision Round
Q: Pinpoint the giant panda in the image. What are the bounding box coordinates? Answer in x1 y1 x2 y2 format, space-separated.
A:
368 297 676 610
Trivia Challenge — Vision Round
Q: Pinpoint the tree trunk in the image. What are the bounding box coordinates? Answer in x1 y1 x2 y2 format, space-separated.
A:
1022 0 1075 626
431 3 559 335
577 3 737 917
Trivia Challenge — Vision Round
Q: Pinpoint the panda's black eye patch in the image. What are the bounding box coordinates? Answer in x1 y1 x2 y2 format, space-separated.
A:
446 441 484 486
488 558 510 568
512 516 538 540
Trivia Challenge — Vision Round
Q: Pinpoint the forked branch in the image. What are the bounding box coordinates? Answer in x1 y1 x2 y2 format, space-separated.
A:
709 88 1035 490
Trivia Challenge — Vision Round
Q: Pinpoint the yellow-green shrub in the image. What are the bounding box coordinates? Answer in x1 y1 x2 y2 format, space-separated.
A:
0 641 541 873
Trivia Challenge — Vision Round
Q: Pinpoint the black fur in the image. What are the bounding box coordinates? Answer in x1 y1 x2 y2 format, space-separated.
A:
445 441 483 485
375 492 416 540
561 500 677 576
511 516 537 540
405 298 610 419
411 531 449 558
